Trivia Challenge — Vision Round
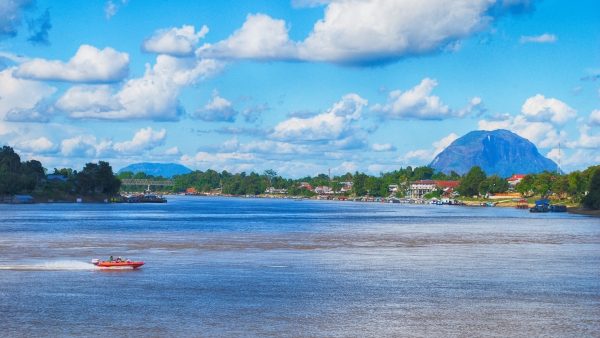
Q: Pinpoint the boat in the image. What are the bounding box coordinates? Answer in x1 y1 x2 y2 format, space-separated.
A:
550 204 567 212
530 199 550 213
91 258 144 269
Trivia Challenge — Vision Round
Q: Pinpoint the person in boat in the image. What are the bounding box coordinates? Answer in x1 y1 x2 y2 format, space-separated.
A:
109 255 113 262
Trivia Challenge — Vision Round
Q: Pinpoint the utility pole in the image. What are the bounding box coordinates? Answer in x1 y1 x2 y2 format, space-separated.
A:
557 141 561 174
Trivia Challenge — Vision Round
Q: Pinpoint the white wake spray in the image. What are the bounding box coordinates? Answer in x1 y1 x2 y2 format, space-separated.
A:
0 260 99 271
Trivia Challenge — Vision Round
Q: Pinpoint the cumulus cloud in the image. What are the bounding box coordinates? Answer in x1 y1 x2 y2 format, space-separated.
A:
192 91 238 122
199 0 533 65
546 148 600 172
404 132 459 163
0 67 56 121
15 45 129 83
55 85 119 113
372 78 480 120
519 33 556 44
61 134 104 157
5 101 53 122
566 125 600 150
144 25 209 56
60 127 168 158
478 115 564 148
197 14 296 60
57 55 223 120
521 94 576 125
271 93 367 142
113 127 167 154
15 136 55 153
371 143 396 152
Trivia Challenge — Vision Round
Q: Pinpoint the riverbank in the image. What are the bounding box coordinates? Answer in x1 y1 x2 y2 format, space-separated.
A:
568 207 600 217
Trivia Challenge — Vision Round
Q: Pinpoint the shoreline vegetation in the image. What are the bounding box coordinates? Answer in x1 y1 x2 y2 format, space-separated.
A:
1 145 599 214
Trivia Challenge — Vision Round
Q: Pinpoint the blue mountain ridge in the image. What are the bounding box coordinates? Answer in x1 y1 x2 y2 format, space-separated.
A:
429 129 559 177
118 162 192 178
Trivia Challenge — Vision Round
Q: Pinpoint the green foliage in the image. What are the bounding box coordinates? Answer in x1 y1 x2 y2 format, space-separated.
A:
457 166 486 197
516 174 535 197
0 146 45 195
76 161 121 195
582 168 600 210
478 175 509 195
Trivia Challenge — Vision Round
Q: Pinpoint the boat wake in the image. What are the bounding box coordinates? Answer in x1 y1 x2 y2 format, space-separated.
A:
0 260 99 271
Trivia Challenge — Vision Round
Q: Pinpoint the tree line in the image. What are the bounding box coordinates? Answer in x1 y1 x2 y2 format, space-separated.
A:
0 146 120 198
3 145 599 209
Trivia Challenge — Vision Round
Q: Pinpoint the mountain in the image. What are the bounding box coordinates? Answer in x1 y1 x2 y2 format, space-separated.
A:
429 129 558 177
118 162 192 178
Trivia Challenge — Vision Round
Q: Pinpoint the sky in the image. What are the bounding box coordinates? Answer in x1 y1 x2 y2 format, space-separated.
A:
0 0 598 177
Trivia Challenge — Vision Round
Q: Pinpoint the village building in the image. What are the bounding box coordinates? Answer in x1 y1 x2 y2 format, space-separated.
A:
408 180 460 199
314 186 334 195
340 181 353 193
298 182 313 191
265 187 288 194
507 174 526 190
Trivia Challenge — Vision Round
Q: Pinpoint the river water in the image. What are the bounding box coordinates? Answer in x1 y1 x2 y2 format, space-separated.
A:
0 196 599 337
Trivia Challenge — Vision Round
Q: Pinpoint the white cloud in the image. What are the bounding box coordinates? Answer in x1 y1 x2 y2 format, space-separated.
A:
519 33 557 44
478 115 564 148
15 45 129 83
0 67 56 121
432 133 459 157
143 25 209 56
546 148 600 172
198 0 531 65
193 91 238 122
567 125 600 149
113 127 167 154
57 55 223 120
589 109 600 126
55 85 119 113
60 135 102 157
371 143 396 152
521 94 576 125
15 136 55 154
271 93 367 141
372 78 478 120
163 146 180 156
404 132 459 164
197 14 296 60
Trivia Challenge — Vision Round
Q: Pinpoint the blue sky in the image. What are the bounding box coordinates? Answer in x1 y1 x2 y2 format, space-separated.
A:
0 0 598 177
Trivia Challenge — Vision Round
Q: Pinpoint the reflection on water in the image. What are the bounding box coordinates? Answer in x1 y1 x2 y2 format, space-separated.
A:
0 196 599 337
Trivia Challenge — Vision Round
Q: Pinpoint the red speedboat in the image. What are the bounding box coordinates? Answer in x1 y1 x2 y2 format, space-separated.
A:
91 258 144 269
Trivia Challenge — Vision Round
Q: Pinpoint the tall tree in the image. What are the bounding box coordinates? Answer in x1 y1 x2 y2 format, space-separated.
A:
582 169 600 210
457 166 486 197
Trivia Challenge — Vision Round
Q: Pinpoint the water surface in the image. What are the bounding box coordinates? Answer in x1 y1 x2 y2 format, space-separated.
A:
1 196 599 337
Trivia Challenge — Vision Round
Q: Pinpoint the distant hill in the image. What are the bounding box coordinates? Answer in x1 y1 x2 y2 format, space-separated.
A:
430 129 558 177
118 162 192 178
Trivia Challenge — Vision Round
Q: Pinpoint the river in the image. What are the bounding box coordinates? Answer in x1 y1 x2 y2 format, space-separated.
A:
1 196 598 337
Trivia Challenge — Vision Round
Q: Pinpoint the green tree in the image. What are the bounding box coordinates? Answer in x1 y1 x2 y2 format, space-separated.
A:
478 175 509 195
582 169 600 210
352 172 368 196
457 166 486 197
516 175 535 197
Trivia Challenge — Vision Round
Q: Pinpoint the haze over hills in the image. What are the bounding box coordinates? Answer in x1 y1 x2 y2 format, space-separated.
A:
118 162 192 178
430 129 559 177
